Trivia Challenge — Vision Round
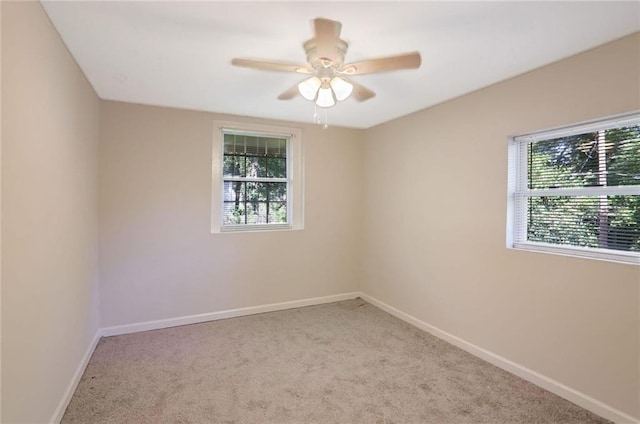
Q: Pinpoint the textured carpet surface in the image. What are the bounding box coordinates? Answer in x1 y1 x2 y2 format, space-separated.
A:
63 298 610 423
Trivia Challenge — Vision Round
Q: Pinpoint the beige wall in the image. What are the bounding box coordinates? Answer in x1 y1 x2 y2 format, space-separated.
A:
98 102 363 327
362 33 640 419
1 2 637 421
1 2 101 423
1 1 4 420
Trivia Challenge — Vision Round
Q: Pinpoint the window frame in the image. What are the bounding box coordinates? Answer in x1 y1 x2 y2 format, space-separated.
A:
507 111 640 265
211 121 304 233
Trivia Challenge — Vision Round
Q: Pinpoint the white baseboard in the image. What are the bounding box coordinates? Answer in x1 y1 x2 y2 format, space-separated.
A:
51 329 102 424
101 292 361 337
359 292 638 424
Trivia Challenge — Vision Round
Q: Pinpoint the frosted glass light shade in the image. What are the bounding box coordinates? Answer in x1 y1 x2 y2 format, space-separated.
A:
330 77 353 101
316 86 336 108
298 76 321 101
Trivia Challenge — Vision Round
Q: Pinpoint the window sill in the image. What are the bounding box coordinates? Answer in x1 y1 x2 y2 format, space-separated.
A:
511 242 640 266
216 223 296 234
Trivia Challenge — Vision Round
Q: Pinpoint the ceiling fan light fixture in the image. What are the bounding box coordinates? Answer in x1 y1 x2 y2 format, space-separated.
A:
330 77 353 101
298 76 321 101
232 18 423 117
315 85 336 108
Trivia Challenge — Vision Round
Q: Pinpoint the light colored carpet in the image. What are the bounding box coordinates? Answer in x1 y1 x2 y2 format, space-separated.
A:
62 298 610 423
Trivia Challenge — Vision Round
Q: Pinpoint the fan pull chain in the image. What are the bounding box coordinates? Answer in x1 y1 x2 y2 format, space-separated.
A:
313 105 329 129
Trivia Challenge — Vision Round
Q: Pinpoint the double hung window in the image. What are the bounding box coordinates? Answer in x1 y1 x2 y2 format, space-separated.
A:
507 112 640 264
211 121 303 233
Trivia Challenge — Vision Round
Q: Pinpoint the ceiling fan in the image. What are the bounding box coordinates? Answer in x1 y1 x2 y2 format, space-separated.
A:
231 18 421 108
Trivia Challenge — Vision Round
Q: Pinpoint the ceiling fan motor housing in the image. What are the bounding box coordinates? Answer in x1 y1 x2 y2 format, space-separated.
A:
303 37 348 69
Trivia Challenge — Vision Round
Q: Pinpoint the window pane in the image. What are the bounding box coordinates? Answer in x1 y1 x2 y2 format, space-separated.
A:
529 133 598 189
224 134 248 155
266 138 287 158
245 156 260 178
257 156 268 178
245 182 262 201
223 181 244 202
224 133 287 157
242 135 285 156
606 126 640 186
223 155 245 177
527 195 640 252
223 132 288 179
528 125 640 189
244 136 262 156
223 202 246 225
264 182 287 202
243 202 287 224
222 183 288 226
267 157 287 178
245 202 266 224
242 156 287 178
268 201 287 223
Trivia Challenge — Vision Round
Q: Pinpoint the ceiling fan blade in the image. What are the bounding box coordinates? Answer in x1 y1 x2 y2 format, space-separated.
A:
313 18 342 41
350 80 376 102
340 52 421 75
312 18 342 63
277 84 300 100
231 58 312 74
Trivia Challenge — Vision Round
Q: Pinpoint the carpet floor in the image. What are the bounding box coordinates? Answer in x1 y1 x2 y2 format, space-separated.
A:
62 298 610 423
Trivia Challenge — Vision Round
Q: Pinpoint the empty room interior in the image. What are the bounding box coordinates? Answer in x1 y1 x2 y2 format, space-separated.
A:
2 1 640 423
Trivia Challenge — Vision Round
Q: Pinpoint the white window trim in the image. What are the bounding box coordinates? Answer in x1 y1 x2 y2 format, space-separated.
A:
506 111 640 266
211 120 304 233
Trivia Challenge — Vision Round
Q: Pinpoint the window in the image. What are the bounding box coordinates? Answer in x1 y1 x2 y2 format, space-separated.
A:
211 121 303 233
507 112 640 265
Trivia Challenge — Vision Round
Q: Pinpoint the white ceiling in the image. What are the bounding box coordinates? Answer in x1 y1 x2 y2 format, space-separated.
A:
41 1 640 129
